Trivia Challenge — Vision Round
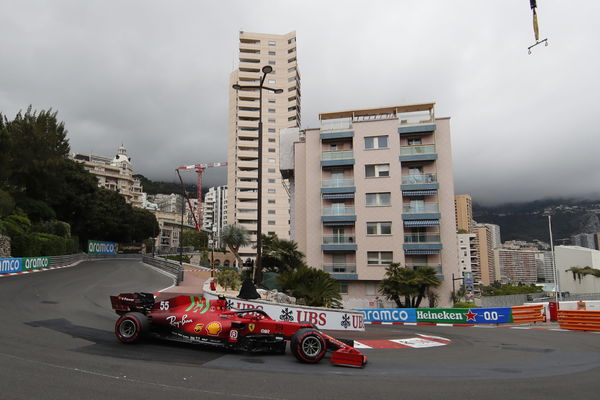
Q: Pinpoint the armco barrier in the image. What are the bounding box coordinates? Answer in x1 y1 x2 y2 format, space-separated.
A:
511 304 545 323
558 310 600 331
142 256 183 285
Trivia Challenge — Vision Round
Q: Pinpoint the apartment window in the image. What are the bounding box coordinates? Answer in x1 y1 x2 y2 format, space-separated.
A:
268 80 276 85
268 188 276 193
339 282 348 295
268 210 275 214
365 164 390 178
268 220 276 225
268 128 276 133
268 178 275 183
268 158 275 163
364 135 388 149
268 99 276 104
367 222 392 235
268 51 276 56
268 231 276 235
366 192 391 206
288 76 296 82
367 251 393 266
408 138 422 145
268 119 276 123
268 138 276 143
288 66 296 73
268 60 276 65
268 148 276 153
268 41 276 46
268 199 276 204
268 168 276 173
366 283 376 296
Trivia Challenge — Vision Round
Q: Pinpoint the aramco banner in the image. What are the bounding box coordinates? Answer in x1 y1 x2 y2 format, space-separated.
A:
87 240 117 255
0 257 51 275
360 307 513 324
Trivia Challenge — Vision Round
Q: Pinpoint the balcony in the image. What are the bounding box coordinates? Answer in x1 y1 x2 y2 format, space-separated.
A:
406 264 442 274
321 150 354 167
321 178 355 194
321 207 356 224
320 118 354 140
400 173 439 190
402 203 441 220
403 233 443 251
397 110 436 136
399 145 438 162
323 264 358 280
237 190 258 200
321 235 357 251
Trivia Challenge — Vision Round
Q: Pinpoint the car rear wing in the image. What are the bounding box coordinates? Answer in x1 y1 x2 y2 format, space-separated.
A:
110 292 155 314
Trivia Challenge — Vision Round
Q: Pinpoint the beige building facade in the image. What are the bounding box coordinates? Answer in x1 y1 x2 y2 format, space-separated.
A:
227 31 300 259
455 194 474 233
282 103 458 308
72 145 143 207
473 224 499 285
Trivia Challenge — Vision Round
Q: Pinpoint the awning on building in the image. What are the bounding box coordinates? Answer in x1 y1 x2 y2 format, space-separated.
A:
323 221 355 226
402 190 438 196
404 249 441 255
403 219 440 227
322 193 355 199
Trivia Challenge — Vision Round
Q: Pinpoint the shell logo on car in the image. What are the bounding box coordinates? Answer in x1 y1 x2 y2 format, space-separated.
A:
194 323 204 333
206 321 222 336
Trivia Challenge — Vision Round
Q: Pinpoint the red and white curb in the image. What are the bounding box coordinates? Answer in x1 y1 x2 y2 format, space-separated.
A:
366 321 474 327
354 334 451 349
0 262 82 278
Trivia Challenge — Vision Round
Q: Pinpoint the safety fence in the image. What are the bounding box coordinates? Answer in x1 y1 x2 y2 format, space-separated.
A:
357 305 545 325
558 310 600 332
1 253 182 285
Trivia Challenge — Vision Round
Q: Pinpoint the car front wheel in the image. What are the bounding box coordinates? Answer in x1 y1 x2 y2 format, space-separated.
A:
290 328 326 363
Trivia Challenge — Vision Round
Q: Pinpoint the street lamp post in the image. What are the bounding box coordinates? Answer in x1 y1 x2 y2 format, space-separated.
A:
233 66 283 283
451 273 464 303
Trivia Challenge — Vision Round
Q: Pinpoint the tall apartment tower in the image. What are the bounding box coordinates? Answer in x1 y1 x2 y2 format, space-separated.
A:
454 194 474 233
473 224 499 285
202 186 228 248
227 31 300 258
282 103 458 308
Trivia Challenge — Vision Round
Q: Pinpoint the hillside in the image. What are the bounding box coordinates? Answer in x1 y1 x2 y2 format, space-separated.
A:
473 198 600 243
134 174 199 196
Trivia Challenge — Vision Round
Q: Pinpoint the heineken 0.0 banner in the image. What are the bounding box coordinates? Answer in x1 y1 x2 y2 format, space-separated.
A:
88 240 117 254
416 308 513 324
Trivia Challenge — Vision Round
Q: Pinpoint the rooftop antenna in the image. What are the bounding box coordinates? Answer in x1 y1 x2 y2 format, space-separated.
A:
528 0 548 54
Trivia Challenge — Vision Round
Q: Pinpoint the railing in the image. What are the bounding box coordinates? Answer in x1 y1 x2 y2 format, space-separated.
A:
401 173 437 184
406 264 442 273
321 150 354 161
322 235 355 245
403 203 439 213
143 255 183 284
320 117 352 131
404 233 441 243
323 264 357 273
400 144 436 155
321 178 354 188
322 207 355 216
398 110 434 125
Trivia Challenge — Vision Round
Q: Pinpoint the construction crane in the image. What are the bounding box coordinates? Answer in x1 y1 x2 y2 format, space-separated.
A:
175 162 227 231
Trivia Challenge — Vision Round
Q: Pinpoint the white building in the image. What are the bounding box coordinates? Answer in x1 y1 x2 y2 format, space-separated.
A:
202 186 228 248
555 246 600 294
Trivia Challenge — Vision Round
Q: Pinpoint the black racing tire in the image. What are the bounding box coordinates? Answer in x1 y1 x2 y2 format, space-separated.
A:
290 328 327 363
115 312 149 344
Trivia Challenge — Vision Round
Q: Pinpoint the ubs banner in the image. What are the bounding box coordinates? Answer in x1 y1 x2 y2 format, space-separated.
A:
360 307 514 324
0 257 51 275
88 240 117 255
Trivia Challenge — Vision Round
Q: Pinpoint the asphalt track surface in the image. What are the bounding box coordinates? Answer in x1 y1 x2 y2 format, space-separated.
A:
1 260 600 400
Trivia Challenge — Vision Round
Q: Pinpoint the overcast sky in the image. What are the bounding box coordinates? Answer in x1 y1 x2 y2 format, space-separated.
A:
1 1 598 205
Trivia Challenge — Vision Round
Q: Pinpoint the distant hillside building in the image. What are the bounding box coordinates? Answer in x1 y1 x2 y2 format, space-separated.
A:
71 145 143 207
473 224 499 285
571 233 599 250
457 233 479 294
494 248 540 284
480 223 501 249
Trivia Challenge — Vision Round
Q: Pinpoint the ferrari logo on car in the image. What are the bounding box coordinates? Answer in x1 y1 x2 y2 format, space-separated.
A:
194 323 204 333
248 323 255 332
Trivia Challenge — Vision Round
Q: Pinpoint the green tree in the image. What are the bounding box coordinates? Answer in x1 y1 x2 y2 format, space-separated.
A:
181 229 208 250
278 266 341 308
567 266 600 281
261 233 305 274
220 224 250 270
379 263 441 308
131 208 160 242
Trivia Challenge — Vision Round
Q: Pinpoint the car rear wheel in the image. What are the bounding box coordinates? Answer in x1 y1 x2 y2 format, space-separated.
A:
290 328 326 363
115 312 148 344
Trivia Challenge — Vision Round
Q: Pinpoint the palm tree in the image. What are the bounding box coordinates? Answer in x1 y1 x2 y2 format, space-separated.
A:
261 233 305 273
413 266 442 307
379 263 441 308
220 224 250 270
278 266 341 307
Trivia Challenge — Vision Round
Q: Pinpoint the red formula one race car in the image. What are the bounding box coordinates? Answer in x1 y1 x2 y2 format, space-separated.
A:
110 292 367 367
